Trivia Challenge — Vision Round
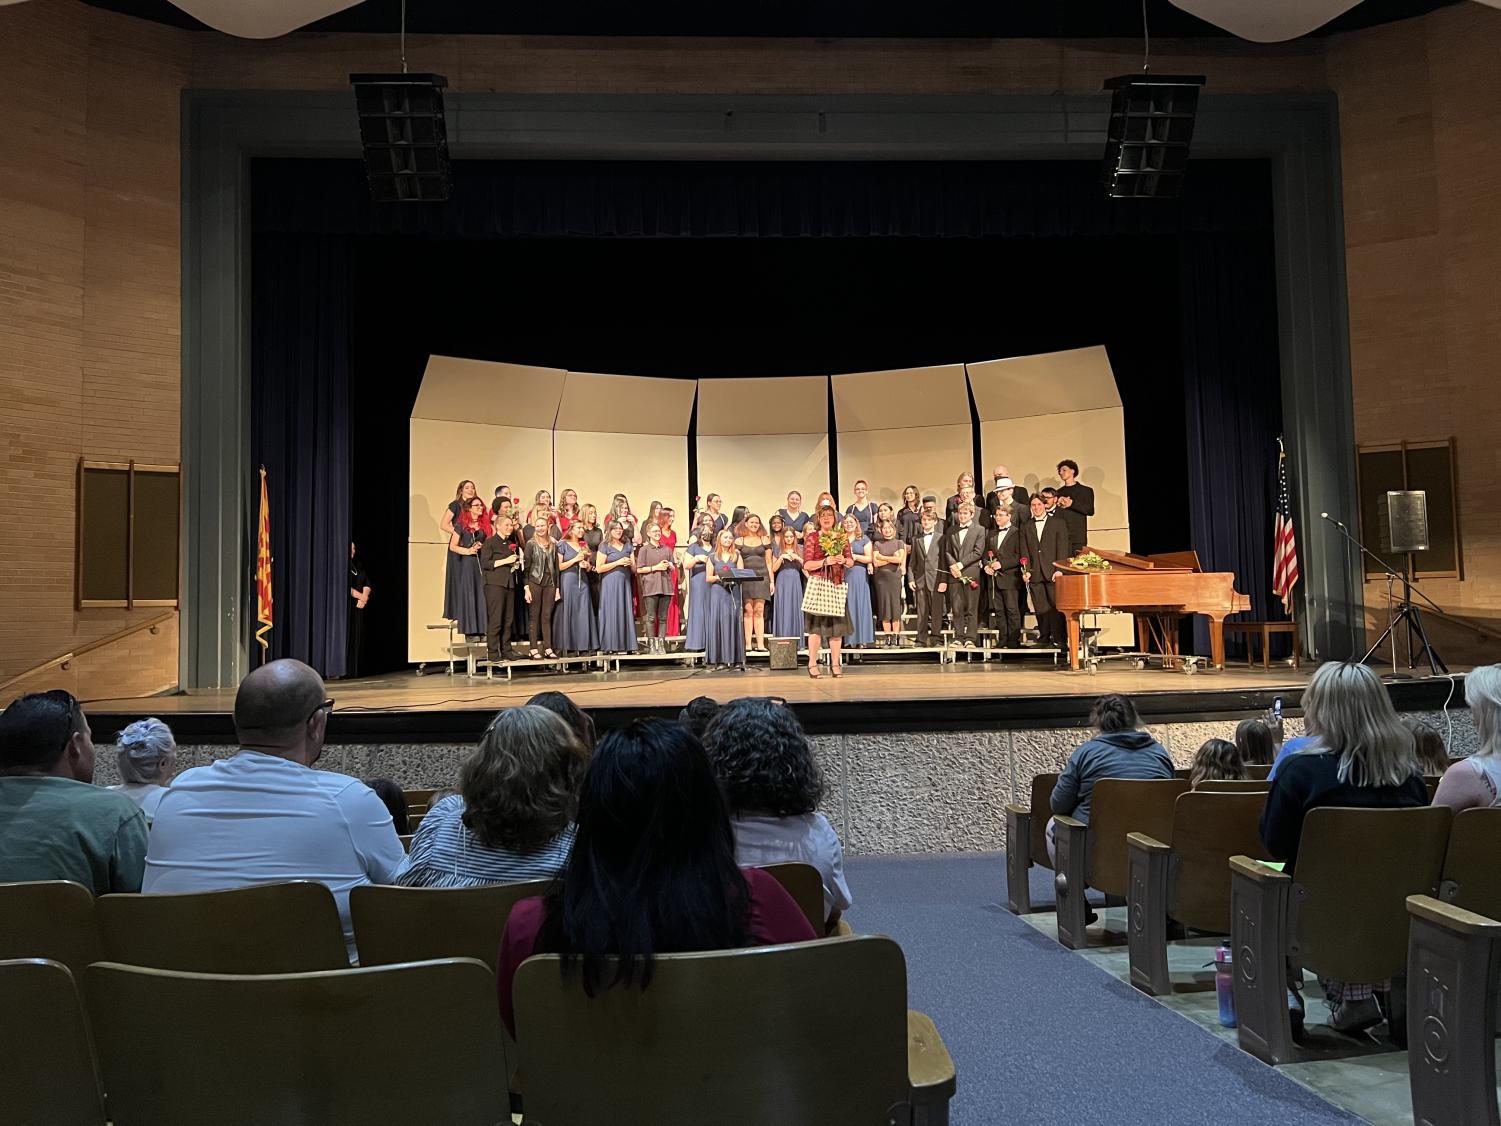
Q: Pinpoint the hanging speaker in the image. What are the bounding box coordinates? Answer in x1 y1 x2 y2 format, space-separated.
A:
1379 490 1429 554
1102 74 1206 199
350 73 452 202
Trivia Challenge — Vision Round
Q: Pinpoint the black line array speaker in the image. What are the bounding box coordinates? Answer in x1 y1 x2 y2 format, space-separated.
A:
1102 74 1206 199
1379 490 1430 554
350 72 452 202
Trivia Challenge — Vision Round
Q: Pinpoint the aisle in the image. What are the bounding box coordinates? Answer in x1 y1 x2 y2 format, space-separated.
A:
843 853 1361 1126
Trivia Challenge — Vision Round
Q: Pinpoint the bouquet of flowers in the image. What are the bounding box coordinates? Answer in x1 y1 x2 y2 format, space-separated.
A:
818 526 850 558
1069 551 1113 571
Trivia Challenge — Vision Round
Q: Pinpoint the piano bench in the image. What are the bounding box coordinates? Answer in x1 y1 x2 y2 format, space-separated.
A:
1221 620 1300 670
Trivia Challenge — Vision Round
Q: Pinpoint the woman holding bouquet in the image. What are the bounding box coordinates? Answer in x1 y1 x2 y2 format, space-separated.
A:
802 504 855 678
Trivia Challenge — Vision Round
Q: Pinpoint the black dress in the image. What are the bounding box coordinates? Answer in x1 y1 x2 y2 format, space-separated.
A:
584 526 604 610
871 537 905 621
737 539 772 599
347 555 369 678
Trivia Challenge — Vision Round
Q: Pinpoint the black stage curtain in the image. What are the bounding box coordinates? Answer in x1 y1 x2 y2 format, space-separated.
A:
250 158 1280 675
250 232 353 676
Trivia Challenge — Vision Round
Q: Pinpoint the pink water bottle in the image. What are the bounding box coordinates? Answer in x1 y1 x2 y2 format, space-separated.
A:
1215 945 1237 1028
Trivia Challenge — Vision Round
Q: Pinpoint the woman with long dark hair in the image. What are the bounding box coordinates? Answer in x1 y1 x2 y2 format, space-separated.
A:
595 520 638 655
497 719 816 1035
682 521 715 653
445 496 489 639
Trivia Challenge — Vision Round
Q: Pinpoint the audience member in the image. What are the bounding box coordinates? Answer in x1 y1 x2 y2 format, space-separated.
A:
399 706 587 889
1404 717 1450 776
109 717 178 824
527 690 596 753
678 695 721 739
1189 738 1246 788
0 690 148 893
496 719 816 1035
144 659 407 961
1047 694 1173 862
362 777 410 835
1433 664 1501 811
702 697 852 929
1258 661 1427 1032
1235 718 1278 767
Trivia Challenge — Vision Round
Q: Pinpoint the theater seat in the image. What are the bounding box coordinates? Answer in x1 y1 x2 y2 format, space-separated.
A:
350 880 550 973
513 935 955 1126
1003 772 1059 915
0 880 101 976
97 881 349 973
0 959 107 1126
1439 807 1501 919
755 861 827 935
84 958 507 1126
1193 779 1270 792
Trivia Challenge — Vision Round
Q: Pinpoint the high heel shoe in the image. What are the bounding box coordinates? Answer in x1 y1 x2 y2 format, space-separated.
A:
807 664 821 679
831 661 843 678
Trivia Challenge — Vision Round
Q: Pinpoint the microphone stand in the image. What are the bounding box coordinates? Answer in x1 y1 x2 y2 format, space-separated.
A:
1320 515 1446 677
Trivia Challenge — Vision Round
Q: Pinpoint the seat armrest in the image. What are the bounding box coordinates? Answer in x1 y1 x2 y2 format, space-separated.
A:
1054 815 1085 831
1229 854 1294 1064
1002 803 1030 816
1407 894 1501 936
1126 832 1169 855
1004 805 1034 915
907 1010 957 1101
1228 854 1286 884
1053 816 1090 949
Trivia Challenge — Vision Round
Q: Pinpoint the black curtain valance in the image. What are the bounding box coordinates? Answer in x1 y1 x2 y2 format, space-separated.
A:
252 158 1272 239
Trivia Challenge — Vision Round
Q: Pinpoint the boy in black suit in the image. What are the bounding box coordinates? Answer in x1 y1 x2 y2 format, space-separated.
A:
1054 459 1095 556
942 501 986 647
1022 493 1070 651
983 504 1025 649
907 511 946 647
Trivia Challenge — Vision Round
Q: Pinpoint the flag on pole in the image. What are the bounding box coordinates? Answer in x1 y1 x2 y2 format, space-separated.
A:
1272 438 1300 614
255 466 273 655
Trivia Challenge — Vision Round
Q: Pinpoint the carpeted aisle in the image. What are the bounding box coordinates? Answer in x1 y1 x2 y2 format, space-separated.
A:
844 852 1361 1126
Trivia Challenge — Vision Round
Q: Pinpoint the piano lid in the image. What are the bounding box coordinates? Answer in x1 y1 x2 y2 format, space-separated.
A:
1078 547 1201 573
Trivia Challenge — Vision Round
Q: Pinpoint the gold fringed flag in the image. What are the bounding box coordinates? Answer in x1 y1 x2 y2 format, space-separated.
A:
255 466 273 656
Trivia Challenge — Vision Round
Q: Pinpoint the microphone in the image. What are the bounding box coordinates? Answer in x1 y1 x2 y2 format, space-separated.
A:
1320 512 1348 530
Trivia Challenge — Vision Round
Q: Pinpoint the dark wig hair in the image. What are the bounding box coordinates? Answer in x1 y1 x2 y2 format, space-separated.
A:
527 690 596 753
536 720 749 997
1235 718 1277 766
1089 694 1140 734
677 696 721 740
702 697 823 817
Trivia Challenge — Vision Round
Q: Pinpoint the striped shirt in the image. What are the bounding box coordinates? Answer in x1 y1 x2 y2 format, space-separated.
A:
396 794 574 889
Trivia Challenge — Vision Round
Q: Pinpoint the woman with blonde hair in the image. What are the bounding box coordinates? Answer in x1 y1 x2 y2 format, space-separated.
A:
1434 663 1501 810
399 706 588 888
1259 660 1428 1032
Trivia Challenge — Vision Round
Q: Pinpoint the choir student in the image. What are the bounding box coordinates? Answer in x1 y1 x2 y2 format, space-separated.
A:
445 496 490 640
944 473 975 525
703 529 747 671
490 484 512 518
682 522 715 652
897 484 923 543
1054 459 1095 555
1023 493 1070 651
845 479 878 535
580 503 604 610
442 479 486 538
802 505 855 678
634 522 675 654
841 514 875 648
907 510 945 647
554 522 599 656
523 514 561 659
984 465 1031 517
479 513 523 662
871 517 907 647
658 506 682 637
736 514 773 655
778 491 811 541
595 521 638 655
729 505 749 537
770 526 806 650
984 503 1024 649
557 489 580 534
608 493 637 544
703 493 727 534
942 501 986 648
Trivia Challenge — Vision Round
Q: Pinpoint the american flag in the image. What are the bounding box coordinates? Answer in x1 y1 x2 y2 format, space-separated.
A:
1272 439 1299 614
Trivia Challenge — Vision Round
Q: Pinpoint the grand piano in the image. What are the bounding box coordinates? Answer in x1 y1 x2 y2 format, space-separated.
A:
1052 548 1251 671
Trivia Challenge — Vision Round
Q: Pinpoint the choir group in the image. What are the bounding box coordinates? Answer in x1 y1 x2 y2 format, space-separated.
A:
440 460 1095 676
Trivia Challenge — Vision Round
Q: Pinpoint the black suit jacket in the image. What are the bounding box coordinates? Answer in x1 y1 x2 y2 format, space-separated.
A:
1055 483 1095 553
479 533 522 588
983 484 1031 519
985 524 1026 592
1021 515 1071 586
908 528 944 591
942 522 986 582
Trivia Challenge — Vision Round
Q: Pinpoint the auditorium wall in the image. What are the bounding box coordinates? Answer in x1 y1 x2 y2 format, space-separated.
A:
1326 2 1501 666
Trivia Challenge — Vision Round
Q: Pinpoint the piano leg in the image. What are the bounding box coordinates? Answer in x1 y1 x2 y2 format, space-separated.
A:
1066 613 1082 670
1207 614 1227 670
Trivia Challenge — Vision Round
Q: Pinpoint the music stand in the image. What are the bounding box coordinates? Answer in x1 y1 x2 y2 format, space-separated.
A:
710 564 756 671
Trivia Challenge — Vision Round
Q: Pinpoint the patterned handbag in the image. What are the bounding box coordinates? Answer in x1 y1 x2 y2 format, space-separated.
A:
801 574 848 617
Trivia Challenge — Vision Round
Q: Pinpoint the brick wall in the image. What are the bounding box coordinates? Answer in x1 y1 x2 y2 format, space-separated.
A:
1327 4 1501 664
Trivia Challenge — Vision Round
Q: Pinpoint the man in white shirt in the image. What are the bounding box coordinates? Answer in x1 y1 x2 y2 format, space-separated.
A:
144 659 407 961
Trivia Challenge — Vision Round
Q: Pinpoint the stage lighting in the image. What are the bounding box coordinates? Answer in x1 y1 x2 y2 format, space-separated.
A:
1101 74 1206 199
350 73 452 202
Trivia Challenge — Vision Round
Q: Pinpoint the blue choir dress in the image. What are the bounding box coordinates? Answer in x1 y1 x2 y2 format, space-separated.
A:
443 528 487 637
684 543 712 652
771 547 807 650
703 555 746 668
596 544 638 653
844 536 876 646
554 542 598 654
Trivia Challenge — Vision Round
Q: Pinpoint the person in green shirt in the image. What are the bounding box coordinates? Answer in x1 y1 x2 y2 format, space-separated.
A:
0 690 147 894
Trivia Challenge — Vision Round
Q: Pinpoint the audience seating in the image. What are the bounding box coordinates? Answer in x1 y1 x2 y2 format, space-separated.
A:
398 833 414 852
0 880 102 976
513 935 956 1126
0 959 107 1126
1405 894 1501 1126
1438 807 1501 919
1003 772 1058 915
1126 791 1272 995
1193 779 1271 792
403 787 439 814
1229 805 1453 1064
83 958 507 1126
97 881 350 973
1053 778 1189 949
350 880 549 973
1246 764 1273 780
757 862 827 935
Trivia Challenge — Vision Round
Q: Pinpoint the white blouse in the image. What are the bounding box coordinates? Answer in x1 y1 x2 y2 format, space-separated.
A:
731 811 853 920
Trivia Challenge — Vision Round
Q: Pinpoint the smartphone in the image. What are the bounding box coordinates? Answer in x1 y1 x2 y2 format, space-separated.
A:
1272 696 1284 723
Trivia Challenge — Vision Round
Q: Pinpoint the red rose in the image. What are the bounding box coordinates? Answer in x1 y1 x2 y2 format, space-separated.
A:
968 578 979 590
1019 555 1030 566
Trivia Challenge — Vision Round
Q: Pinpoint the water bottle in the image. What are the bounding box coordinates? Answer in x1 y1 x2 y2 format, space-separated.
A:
1215 945 1237 1028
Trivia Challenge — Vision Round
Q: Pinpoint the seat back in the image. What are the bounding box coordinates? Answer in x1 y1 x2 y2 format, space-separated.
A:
1165 792 1272 932
1296 805 1452 982
84 958 506 1126
1440 807 1501 919
0 959 106 1126
1246 763 1273 780
0 880 101 975
514 936 910 1126
1194 779 1271 793
97 882 349 973
350 880 549 972
1087 778 1190 897
757 862 826 934
1029 773 1060 869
